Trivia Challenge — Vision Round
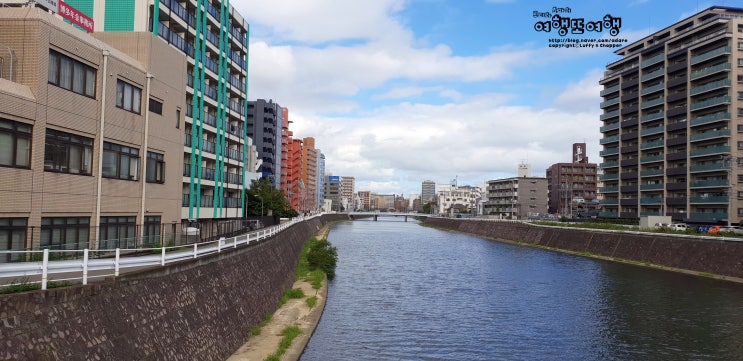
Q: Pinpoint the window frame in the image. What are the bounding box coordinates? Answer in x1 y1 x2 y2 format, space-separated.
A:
47 50 97 98
146 151 166 183
0 118 32 169
0 218 27 262
99 216 137 248
44 129 93 175
102 142 140 180
40 217 90 250
149 98 163 115
116 79 142 114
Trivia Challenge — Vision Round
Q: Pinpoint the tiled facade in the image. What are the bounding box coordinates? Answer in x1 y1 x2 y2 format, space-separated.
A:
0 8 185 250
546 143 599 217
599 6 743 224
483 178 548 219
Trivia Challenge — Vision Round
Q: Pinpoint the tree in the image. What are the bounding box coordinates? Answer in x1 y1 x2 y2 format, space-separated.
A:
422 201 437 215
245 178 297 217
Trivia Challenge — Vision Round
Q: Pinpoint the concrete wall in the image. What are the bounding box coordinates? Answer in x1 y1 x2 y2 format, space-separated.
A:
424 218 743 279
0 214 346 361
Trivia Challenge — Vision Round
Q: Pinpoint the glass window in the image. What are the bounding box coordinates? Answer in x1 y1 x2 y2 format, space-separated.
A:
102 142 140 180
99 216 137 249
47 50 96 98
116 79 142 114
146 151 165 183
176 109 181 129
149 98 163 115
40 217 89 250
44 129 93 175
143 216 161 247
0 218 27 263
0 118 32 168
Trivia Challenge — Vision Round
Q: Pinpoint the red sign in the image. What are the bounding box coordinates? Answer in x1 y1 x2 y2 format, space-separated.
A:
59 0 94 33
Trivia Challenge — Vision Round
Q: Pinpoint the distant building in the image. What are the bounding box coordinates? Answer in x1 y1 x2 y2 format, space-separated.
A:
437 184 483 216
546 143 599 217
247 99 282 187
341 176 355 210
324 174 343 211
483 164 548 219
357 190 371 211
421 180 436 204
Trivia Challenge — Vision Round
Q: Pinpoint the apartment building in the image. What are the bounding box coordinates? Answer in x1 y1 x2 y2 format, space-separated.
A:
301 137 318 210
421 180 436 204
599 6 743 224
60 0 252 220
341 176 355 210
0 8 185 251
437 184 483 216
546 143 599 217
247 99 282 187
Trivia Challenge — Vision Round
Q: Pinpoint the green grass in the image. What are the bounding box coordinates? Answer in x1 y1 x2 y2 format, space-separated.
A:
306 296 318 309
264 325 302 361
305 269 324 290
0 280 73 294
280 288 305 305
250 313 273 337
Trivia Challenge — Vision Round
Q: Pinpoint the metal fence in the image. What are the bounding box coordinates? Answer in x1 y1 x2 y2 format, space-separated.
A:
0 215 311 290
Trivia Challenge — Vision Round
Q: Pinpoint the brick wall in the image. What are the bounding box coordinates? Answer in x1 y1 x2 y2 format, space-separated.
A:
0 214 346 361
425 218 743 279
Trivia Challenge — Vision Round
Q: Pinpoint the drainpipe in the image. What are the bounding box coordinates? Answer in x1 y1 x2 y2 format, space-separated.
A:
94 49 110 249
139 73 153 241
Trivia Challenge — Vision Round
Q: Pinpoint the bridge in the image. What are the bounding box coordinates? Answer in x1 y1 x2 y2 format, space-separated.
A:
347 212 426 222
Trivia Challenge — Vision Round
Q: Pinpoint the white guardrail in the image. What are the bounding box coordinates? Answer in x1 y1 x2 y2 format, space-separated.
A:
0 216 314 290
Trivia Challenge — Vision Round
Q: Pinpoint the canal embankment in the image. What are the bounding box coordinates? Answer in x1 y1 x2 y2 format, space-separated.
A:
0 214 347 361
423 218 743 282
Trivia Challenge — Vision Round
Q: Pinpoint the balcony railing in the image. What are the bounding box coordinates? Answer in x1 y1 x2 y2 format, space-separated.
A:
690 46 731 65
690 95 731 111
640 97 664 109
600 110 620 120
688 212 728 221
690 79 731 96
689 196 728 203
641 111 664 123
640 125 664 136
600 135 620 144
600 161 619 168
640 183 664 191
600 97 620 108
641 68 664 82
641 53 665 68
640 82 665 96
600 85 620 96
690 129 730 142
690 112 730 126
689 145 730 157
689 162 726 172
689 179 728 188
690 63 731 80
600 147 619 156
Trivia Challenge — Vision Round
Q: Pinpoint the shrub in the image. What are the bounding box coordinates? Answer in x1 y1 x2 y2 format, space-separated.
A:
306 239 338 281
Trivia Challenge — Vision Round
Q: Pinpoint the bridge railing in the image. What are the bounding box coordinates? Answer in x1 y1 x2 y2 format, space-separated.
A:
0 215 318 290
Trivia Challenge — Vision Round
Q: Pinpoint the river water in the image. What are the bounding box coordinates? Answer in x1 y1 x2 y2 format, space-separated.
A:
300 219 743 361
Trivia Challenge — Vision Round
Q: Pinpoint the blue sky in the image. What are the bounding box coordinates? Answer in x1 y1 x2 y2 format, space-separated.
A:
233 0 726 197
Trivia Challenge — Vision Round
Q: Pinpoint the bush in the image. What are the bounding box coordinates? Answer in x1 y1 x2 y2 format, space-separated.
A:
306 239 338 281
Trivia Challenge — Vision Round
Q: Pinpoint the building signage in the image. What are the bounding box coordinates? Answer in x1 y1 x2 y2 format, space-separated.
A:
35 0 59 13
59 0 94 33
329 176 340 182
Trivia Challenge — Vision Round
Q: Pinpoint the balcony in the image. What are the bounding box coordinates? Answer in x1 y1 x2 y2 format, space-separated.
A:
640 169 664 177
690 112 730 126
690 46 731 65
666 197 687 206
666 106 687 118
641 82 665 96
666 167 687 176
667 152 687 161
598 212 619 218
666 182 687 190
600 173 619 181
600 199 619 205
690 63 731 80
622 132 639 141
641 68 665 82
600 110 620 121
640 97 665 109
600 135 620 144
641 111 664 123
622 118 639 128
640 140 664 150
640 125 664 136
666 136 687 146
640 155 664 163
600 147 619 156
600 186 619 193
689 145 730 157
600 122 620 132
688 212 728 221
621 104 639 115
600 85 620 96
690 95 731 111
621 158 639 167
640 183 664 191
690 129 730 142
689 196 728 203
689 179 728 188
600 161 619 169
641 53 665 68
690 79 731 96
689 162 726 172
600 97 620 108
621 185 638 193
640 198 663 204
621 172 639 180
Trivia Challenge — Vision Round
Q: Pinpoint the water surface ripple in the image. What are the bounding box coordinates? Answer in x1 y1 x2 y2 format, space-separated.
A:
300 219 743 360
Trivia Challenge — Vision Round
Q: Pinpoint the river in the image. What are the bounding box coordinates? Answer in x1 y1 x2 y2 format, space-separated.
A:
300 218 743 360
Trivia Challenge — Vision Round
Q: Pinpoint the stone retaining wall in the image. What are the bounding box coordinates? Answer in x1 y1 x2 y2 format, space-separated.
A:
0 214 347 361
424 218 743 279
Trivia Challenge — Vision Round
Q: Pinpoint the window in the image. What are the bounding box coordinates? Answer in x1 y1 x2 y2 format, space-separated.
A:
739 108 743 117
739 42 743 50
44 129 93 175
739 75 743 83
102 142 140 180
149 98 163 115
143 216 161 246
0 118 31 168
40 217 89 250
146 151 165 183
0 218 26 262
739 59 743 67
99 216 137 249
739 92 743 100
176 109 181 129
48 50 96 97
116 79 142 113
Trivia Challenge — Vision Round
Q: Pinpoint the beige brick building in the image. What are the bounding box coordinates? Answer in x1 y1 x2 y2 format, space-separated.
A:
0 8 186 252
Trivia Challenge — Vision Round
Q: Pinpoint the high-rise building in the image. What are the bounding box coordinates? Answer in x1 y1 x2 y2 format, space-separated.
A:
301 137 318 210
421 180 436 204
341 176 355 210
599 6 743 224
546 143 599 217
317 151 326 210
0 8 186 251
62 0 252 220
247 99 282 187
324 174 343 211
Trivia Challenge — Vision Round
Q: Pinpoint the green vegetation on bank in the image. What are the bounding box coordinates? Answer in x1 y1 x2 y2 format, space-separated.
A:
296 237 338 282
264 325 302 361
0 279 73 294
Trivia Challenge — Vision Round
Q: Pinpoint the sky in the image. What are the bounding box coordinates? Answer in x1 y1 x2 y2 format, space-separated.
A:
232 0 732 197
